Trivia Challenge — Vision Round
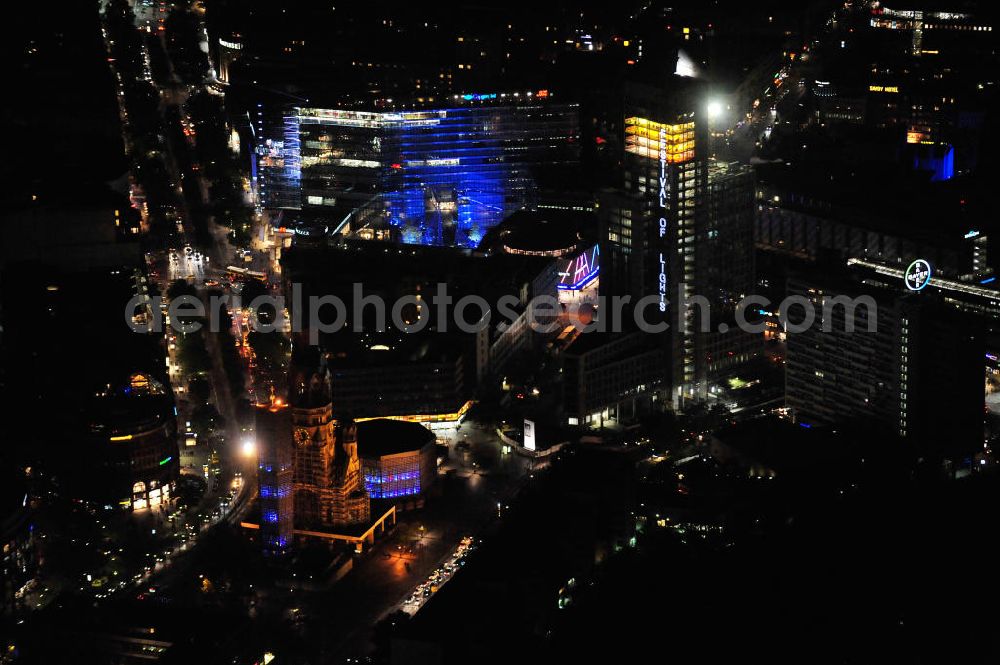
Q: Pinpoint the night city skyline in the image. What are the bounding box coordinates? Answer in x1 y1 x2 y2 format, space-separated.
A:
3 1 1000 663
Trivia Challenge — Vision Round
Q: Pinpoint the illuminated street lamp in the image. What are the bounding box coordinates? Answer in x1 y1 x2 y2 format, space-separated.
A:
241 439 257 458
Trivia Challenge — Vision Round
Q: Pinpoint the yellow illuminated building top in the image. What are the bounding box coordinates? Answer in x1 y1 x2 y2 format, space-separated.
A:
624 117 696 162
354 400 473 425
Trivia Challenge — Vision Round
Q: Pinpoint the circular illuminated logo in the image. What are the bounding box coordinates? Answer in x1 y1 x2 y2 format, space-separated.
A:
904 259 932 291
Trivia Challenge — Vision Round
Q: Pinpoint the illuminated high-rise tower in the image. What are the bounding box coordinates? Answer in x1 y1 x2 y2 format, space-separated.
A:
600 76 757 405
256 397 294 556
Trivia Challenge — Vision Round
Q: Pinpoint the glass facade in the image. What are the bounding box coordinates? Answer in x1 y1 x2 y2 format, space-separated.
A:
253 103 302 210
361 447 435 500
258 101 579 247
363 462 421 499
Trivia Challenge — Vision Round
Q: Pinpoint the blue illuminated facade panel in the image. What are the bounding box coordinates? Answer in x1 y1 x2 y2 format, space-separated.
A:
282 112 301 203
256 406 294 556
911 143 954 182
383 107 511 247
263 101 579 247
254 103 302 210
361 447 435 501
258 457 293 554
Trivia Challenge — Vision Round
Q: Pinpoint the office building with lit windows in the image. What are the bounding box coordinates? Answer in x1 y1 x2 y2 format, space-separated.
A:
562 331 666 427
599 76 758 405
785 269 983 470
698 160 759 382
863 4 996 176
90 373 180 513
755 164 992 283
255 95 580 247
1 470 34 618
0 264 179 513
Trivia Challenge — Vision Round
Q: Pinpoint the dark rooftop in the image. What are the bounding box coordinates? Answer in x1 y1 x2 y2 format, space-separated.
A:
711 416 844 474
356 419 436 457
480 209 591 255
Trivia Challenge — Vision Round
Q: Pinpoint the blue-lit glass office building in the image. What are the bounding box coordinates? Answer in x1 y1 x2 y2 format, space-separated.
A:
256 97 579 247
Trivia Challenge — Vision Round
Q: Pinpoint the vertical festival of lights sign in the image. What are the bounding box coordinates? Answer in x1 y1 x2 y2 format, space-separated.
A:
658 126 668 312
624 116 694 312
